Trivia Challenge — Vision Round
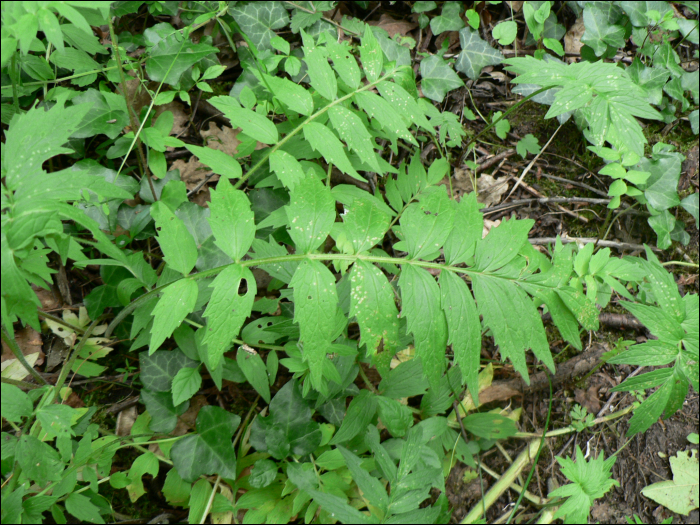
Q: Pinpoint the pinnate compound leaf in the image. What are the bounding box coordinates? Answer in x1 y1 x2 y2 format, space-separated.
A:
171 365 202 406
376 81 434 133
350 259 400 356
230 1 290 51
359 24 383 82
149 278 198 354
208 178 255 261
641 449 699 516
303 121 361 180
208 96 278 144
237 346 271 404
401 186 455 260
475 218 534 273
420 55 464 103
291 260 339 391
301 30 337 101
203 265 256 370
285 171 336 254
171 406 240 482
328 105 381 173
399 265 448 389
263 73 314 116
439 271 481 405
183 144 242 180
146 33 217 85
455 27 504 80
354 91 418 146
549 446 618 524
269 149 306 190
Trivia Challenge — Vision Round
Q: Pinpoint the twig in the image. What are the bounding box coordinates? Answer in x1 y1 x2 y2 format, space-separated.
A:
473 149 517 173
516 177 590 223
481 196 611 215
528 237 662 253
536 172 609 198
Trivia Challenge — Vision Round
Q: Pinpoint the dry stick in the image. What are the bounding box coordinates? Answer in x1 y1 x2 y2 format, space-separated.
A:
537 172 609 198
506 123 563 201
480 196 611 215
529 236 662 253
474 148 517 172
517 178 590 223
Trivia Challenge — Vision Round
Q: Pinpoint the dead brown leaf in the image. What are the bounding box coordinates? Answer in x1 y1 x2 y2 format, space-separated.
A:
564 17 585 56
369 14 417 38
1 326 45 381
450 169 510 208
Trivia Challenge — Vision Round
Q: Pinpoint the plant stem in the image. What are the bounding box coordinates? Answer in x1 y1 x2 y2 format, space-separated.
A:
1 326 49 385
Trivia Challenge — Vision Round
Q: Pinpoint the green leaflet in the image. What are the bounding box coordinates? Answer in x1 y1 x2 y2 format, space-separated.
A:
337 446 389 510
328 105 381 173
326 40 361 90
151 201 198 275
171 366 202 406
359 24 383 83
237 347 271 403
354 91 418 146
291 260 339 392
149 278 198 355
208 95 278 144
349 259 400 356
303 121 361 180
439 271 480 405
377 81 433 132
285 174 336 254
145 33 218 86
475 217 534 273
401 186 455 261
202 264 256 370
443 192 483 265
208 178 255 262
185 144 241 179
340 195 391 254
301 30 337 101
376 396 413 438
330 389 377 445
398 264 448 389
263 73 314 116
269 149 305 190
472 275 554 384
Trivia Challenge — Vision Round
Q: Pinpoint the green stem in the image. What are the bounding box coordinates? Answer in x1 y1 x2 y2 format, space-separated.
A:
1 326 49 385
233 66 409 190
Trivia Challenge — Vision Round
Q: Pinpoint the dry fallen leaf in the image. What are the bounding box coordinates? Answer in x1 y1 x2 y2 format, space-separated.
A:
450 169 510 208
115 405 138 436
369 13 418 38
1 326 45 382
564 17 585 56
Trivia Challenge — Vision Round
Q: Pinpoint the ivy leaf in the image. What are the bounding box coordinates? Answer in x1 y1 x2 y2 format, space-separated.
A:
291 260 339 391
202 265 256 370
140 349 197 392
237 347 271 403
681 192 699 228
171 364 202 406
263 73 314 116
249 380 322 459
303 121 361 180
328 105 381 173
580 3 626 56
285 174 336 254
301 30 337 101
140 390 188 433
455 27 504 80
420 55 464 103
208 96 278 144
359 24 383 82
641 449 699 515
230 1 290 51
149 278 198 354
146 32 217 85
170 406 240 482
183 144 242 180
549 446 619 524
439 271 481 405
398 265 448 389
401 186 455 260
430 2 464 34
208 178 255 261
349 259 400 357
151 201 198 275
354 91 418 146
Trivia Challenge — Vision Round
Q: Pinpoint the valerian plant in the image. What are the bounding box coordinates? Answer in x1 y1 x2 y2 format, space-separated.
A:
2 2 699 524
